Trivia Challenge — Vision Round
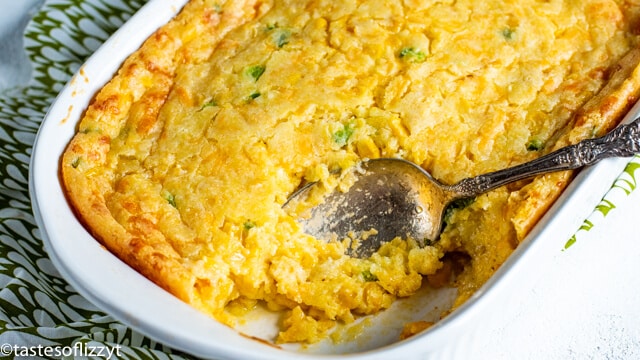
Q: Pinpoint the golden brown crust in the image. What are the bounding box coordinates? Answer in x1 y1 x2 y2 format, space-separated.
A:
509 49 640 240
61 0 264 315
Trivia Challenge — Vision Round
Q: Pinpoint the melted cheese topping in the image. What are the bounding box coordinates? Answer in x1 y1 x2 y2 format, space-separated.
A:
62 0 640 343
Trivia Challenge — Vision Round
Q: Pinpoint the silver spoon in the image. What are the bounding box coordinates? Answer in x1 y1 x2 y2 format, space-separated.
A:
284 117 640 258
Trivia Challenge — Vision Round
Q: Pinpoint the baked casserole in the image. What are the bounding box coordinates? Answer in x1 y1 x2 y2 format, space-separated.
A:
61 0 640 344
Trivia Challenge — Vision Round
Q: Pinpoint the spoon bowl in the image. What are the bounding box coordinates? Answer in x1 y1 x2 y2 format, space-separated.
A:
285 117 640 258
287 159 454 257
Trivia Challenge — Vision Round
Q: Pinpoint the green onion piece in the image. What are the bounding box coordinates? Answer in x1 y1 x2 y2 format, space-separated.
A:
245 65 266 82
332 123 354 147
71 157 81 168
526 138 544 151
243 220 256 230
246 91 261 101
162 191 177 208
273 29 291 48
199 99 217 111
362 270 378 282
501 28 516 40
399 47 427 63
443 197 475 226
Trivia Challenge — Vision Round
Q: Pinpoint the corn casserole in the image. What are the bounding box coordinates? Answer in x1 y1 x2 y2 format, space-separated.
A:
61 0 640 344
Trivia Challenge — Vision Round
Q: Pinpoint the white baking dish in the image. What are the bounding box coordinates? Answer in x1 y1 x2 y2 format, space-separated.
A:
28 0 639 359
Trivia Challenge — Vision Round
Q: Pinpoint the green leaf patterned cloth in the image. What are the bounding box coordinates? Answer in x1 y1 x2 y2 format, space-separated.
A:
0 1 639 359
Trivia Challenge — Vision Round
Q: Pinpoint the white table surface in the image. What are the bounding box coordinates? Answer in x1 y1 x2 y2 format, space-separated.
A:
477 185 640 359
2 1 639 359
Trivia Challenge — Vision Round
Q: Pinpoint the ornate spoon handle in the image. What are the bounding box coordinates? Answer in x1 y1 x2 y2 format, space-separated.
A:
450 117 640 198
